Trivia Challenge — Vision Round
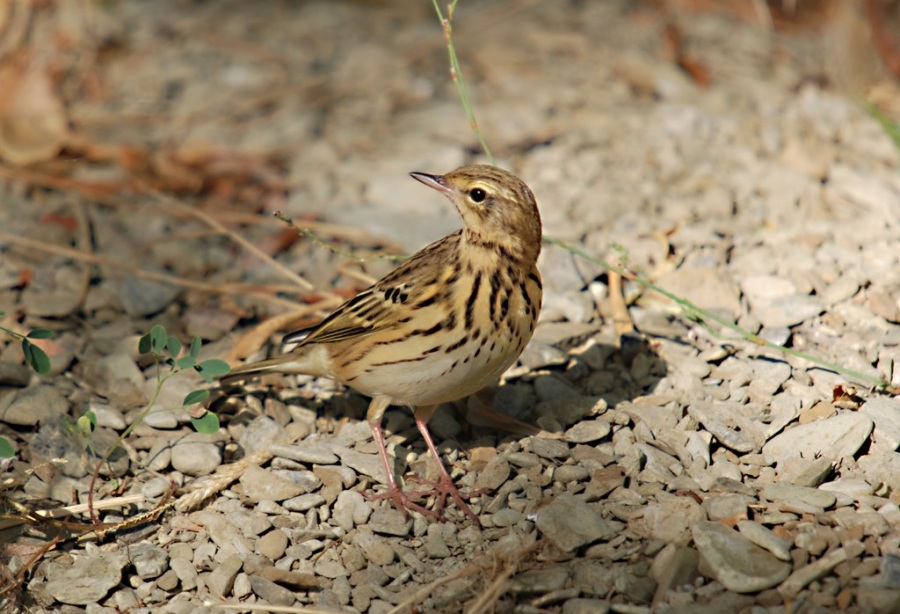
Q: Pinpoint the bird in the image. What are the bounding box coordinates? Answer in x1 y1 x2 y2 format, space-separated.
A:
224 164 543 525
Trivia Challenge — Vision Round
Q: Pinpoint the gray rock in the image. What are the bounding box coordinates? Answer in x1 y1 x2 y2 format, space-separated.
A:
118 275 180 317
238 465 307 502
0 361 31 386
131 543 169 580
312 549 347 579
509 565 570 594
43 553 126 605
333 489 371 530
170 434 222 476
170 556 198 591
283 493 326 512
779 540 865 598
759 483 836 510
0 385 68 426
535 494 615 552
860 398 900 452
563 598 610 614
736 520 792 562
368 506 412 537
249 574 296 607
693 521 791 593
269 440 339 465
763 412 873 463
239 416 290 455
354 530 395 566
474 455 510 491
644 493 705 545
702 494 749 522
528 437 570 460
565 419 611 443
206 554 243 597
651 544 700 598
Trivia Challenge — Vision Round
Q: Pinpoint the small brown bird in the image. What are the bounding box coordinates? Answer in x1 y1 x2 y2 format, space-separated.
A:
226 164 542 524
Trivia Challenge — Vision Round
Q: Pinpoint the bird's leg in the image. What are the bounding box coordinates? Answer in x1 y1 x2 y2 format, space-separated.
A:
410 405 482 527
365 396 433 519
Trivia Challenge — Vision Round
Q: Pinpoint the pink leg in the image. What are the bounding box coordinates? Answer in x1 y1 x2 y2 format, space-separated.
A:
367 418 433 519
412 407 482 527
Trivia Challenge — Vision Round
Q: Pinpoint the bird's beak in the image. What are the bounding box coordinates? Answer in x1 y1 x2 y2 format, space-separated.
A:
410 171 453 197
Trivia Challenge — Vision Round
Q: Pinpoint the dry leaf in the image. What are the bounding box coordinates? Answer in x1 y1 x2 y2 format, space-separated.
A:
0 53 68 165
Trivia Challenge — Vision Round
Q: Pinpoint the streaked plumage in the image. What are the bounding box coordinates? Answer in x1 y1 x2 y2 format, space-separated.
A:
226 164 542 525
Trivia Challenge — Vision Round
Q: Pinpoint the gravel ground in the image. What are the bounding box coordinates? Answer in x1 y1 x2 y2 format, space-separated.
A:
2 1 900 612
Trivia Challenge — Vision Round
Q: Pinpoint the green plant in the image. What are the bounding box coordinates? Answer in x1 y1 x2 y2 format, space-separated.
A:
0 313 54 458
137 323 229 435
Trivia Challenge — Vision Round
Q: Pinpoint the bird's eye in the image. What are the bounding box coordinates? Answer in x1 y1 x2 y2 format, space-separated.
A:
469 188 486 203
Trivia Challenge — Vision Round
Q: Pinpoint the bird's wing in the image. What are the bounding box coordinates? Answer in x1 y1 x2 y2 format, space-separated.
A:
283 233 459 347
286 287 400 345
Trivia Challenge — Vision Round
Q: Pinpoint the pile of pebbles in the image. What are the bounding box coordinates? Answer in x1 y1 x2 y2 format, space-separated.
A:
2 0 900 612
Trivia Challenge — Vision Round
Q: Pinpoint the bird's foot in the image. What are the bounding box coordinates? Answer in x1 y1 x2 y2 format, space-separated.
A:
367 477 485 527
366 484 439 521
405 474 486 527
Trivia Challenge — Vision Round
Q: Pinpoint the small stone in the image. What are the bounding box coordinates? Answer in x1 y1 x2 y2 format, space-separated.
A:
283 493 326 512
475 455 510 491
130 544 168 580
258 529 289 560
554 465 590 483
736 520 792 562
763 413 873 463
562 598 610 614
239 464 307 502
565 419 611 443
860 398 900 452
170 434 222 476
239 416 290 455
779 541 865 598
0 361 31 386
270 441 339 465
535 396 605 427
529 437 570 460
509 565 570 593
693 521 791 593
312 549 347 579
333 490 370 531
368 506 412 537
644 493 705 545
490 508 524 527
424 526 451 558
118 275 180 317
535 494 615 552
249 575 296 607
651 544 700 597
0 385 68 426
42 553 126 605
759 483 836 510
354 530 395 566
170 557 198 591
703 494 749 522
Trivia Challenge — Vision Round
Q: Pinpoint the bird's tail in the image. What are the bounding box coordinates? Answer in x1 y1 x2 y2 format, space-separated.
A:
221 347 321 386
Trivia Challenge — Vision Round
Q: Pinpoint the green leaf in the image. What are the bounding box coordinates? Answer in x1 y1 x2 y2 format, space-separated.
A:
138 333 152 354
176 355 196 370
195 359 231 382
0 437 14 458
149 324 168 354
167 335 182 357
191 411 220 434
26 328 54 339
183 389 210 406
22 340 51 375
76 412 96 437
190 336 202 359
